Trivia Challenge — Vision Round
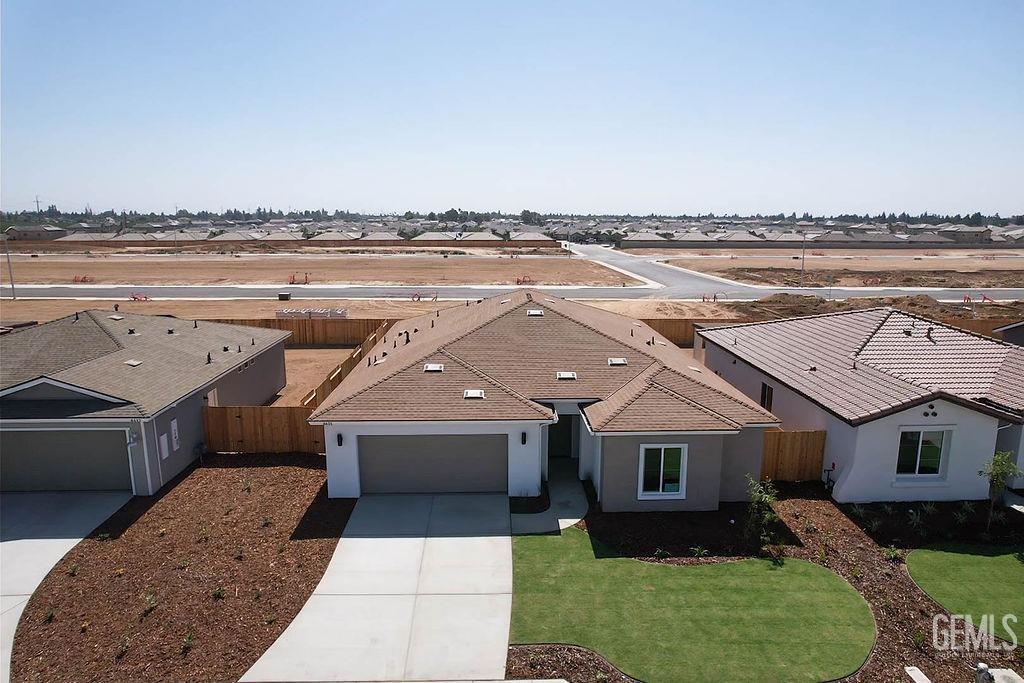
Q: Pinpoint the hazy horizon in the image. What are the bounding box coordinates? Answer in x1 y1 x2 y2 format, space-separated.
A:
3 0 1022 216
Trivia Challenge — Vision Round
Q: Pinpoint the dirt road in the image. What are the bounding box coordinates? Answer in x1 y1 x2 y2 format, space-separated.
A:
1 254 638 286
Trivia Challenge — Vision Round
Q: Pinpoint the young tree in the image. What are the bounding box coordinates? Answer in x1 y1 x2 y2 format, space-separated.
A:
978 451 1022 531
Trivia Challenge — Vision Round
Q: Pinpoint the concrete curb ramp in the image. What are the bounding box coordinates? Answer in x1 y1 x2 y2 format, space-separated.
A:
241 494 512 682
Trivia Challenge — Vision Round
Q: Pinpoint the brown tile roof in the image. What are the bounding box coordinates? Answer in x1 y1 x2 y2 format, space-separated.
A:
698 309 1024 424
1 311 291 417
312 290 777 431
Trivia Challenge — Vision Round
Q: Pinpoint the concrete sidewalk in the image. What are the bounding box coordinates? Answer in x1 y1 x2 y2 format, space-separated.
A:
512 458 588 535
242 494 512 682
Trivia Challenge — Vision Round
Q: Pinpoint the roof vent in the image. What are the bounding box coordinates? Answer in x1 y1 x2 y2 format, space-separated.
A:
222 345 229 352
167 328 175 334
127 328 137 335
124 359 142 367
423 363 444 372
688 365 703 373
500 299 510 304
556 371 578 380
806 365 817 372
608 358 628 366
527 309 544 317
108 314 124 321
463 389 486 399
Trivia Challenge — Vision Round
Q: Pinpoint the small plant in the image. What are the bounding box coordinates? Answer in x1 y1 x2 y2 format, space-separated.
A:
953 508 970 526
277 543 286 554
991 509 1007 526
866 517 883 533
979 451 1023 532
211 586 225 601
912 628 926 650
653 547 670 559
113 567 125 577
883 545 903 563
223 506 234 517
263 614 277 625
234 547 245 561
920 502 938 516
850 567 862 580
803 520 817 533
260 516 272 528
116 635 131 660
197 524 210 544
44 609 55 624
761 542 786 566
254 589 262 602
907 509 925 530
816 546 827 563
96 532 111 542
850 504 868 519
80 621 89 633
744 476 779 545
242 479 252 493
959 500 975 514
881 503 896 516
140 591 158 618
689 545 709 558
157 528 167 537
175 559 190 571
67 563 79 577
181 632 193 655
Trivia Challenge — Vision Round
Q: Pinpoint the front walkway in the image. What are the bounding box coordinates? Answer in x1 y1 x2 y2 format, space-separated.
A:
241 493 512 682
1 491 132 683
512 458 588 535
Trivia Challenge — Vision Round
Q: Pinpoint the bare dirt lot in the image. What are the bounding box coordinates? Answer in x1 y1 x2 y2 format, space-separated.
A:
271 349 353 406
0 254 637 286
0 298 735 324
658 248 1024 288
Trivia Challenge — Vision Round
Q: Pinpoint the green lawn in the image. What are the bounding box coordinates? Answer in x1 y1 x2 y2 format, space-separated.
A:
511 528 875 682
907 544 1024 642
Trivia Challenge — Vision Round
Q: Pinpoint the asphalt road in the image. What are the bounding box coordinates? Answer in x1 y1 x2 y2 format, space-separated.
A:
1 244 1021 301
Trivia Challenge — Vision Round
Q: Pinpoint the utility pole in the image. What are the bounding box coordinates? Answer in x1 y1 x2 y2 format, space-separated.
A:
800 231 807 286
4 237 16 299
34 195 41 213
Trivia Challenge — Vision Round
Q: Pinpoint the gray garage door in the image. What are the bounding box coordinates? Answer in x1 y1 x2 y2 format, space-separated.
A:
358 434 508 493
0 430 133 492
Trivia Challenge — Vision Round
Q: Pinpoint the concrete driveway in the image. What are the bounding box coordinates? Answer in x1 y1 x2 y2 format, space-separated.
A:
242 493 512 682
0 491 132 683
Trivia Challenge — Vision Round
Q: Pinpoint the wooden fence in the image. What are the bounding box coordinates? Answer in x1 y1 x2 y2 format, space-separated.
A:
760 429 826 482
202 405 324 453
300 319 395 408
204 317 388 347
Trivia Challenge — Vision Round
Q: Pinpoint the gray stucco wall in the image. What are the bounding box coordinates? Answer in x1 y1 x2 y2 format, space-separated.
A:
358 434 508 493
3 383 105 401
719 427 766 501
599 434 724 512
212 340 287 406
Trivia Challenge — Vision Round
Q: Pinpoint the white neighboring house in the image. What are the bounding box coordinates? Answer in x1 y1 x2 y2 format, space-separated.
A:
695 309 1024 501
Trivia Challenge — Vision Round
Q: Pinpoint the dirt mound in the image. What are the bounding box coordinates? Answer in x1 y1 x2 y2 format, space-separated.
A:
729 294 1024 320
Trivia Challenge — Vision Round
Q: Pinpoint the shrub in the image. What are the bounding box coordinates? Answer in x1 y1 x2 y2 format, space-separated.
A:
881 503 896 516
67 563 79 577
979 451 1023 532
883 545 903 563
689 545 708 558
211 586 225 601
140 591 158 618
912 628 926 650
920 502 938 516
181 632 193 655
850 504 868 519
653 547 670 559
43 609 55 624
744 476 779 545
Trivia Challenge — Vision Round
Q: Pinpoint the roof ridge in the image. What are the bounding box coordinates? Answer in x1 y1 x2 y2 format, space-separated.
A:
654 364 776 422
696 307 892 336
536 298 662 366
439 349 552 419
852 308 897 357
879 309 1019 349
311 300 529 418
84 310 127 350
589 367 661 429
648 375 743 429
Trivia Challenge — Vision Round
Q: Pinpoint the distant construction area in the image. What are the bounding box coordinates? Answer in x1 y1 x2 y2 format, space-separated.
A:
658 248 1024 288
0 254 640 287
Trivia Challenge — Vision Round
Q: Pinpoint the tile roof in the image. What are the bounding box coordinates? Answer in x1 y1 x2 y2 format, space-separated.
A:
698 309 1024 424
312 291 776 431
1 311 291 418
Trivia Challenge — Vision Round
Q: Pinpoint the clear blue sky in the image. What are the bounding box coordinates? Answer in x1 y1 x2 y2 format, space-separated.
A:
2 0 1022 216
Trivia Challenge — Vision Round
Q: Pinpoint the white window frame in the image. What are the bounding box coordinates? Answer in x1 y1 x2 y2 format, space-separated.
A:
637 443 688 500
896 426 952 478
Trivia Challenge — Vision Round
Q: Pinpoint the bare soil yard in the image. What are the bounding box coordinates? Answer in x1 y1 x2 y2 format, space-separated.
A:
10 454 353 683
1 254 632 286
271 349 353 406
661 248 1024 288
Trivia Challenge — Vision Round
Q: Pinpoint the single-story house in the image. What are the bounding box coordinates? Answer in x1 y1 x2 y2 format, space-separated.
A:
3 225 68 240
310 291 778 511
695 309 1024 501
0 311 290 495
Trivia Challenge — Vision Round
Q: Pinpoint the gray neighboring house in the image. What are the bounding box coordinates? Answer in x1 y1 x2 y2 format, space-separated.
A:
0 311 290 495
994 320 1024 347
696 309 1024 500
3 225 67 240
310 290 778 511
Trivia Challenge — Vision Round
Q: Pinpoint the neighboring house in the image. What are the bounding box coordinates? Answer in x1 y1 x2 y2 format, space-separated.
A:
310 291 778 511
360 232 404 241
0 312 290 496
994 320 1024 347
411 231 456 240
3 225 68 240
509 231 556 242
695 310 1024 500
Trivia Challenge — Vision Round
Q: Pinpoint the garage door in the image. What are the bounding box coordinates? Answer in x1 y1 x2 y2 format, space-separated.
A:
358 434 508 493
0 430 132 492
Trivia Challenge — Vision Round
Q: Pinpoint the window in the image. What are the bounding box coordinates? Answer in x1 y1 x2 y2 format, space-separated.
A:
760 382 773 411
637 444 687 499
897 430 945 475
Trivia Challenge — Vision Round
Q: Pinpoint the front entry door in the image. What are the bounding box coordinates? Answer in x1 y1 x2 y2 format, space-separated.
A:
547 415 573 458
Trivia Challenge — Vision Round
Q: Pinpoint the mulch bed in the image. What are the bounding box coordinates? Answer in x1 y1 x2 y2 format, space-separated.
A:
506 482 1024 683
10 453 354 683
506 644 637 682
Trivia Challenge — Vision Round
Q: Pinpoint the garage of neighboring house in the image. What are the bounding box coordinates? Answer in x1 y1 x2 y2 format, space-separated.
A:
357 434 509 494
0 429 133 492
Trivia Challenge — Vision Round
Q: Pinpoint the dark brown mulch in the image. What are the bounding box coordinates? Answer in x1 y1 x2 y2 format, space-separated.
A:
510 481 551 515
773 484 1023 682
506 644 637 683
10 453 354 683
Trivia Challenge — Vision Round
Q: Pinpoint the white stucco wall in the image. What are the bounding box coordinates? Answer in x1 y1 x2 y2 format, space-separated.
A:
322 421 546 498
833 399 997 503
995 422 1024 489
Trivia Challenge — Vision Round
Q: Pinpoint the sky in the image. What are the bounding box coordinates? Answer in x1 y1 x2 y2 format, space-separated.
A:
2 0 1022 217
